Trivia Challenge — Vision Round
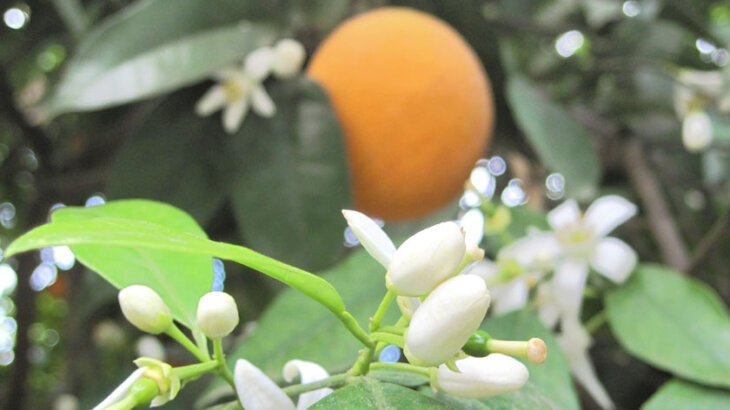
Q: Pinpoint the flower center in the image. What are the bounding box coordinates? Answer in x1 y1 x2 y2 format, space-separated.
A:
556 221 595 259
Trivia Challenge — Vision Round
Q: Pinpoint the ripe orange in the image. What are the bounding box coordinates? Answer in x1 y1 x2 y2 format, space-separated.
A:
307 7 493 220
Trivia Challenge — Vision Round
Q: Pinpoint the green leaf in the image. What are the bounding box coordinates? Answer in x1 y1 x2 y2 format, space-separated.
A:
230 78 351 271
642 379 730 410
606 264 730 388
483 310 580 410
428 382 564 409
505 75 601 199
52 200 212 329
106 93 231 225
368 370 429 388
42 0 277 117
311 378 449 409
4 200 347 323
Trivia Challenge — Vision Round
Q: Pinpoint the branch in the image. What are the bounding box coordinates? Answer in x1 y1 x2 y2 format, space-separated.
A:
624 139 690 271
686 206 730 275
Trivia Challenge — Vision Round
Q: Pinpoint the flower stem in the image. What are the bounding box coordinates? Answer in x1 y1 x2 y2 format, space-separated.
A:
370 290 395 332
282 373 352 396
377 325 405 335
104 395 136 410
166 324 209 362
172 361 219 381
213 338 235 388
584 310 607 334
370 332 404 347
369 362 432 378
340 311 374 348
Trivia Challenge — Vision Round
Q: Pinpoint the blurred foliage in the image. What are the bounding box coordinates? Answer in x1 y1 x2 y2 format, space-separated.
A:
0 0 729 409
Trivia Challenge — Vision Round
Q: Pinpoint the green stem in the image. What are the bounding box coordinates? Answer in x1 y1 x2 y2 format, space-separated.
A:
166 324 209 362
377 325 405 335
369 362 432 378
193 329 210 358
370 290 395 332
282 373 352 396
213 338 235 388
172 361 219 381
370 332 404 347
341 311 374 348
584 310 607 334
105 395 137 410
348 345 375 376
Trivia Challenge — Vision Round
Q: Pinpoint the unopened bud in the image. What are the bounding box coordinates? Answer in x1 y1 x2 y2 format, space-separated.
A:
682 110 713 152
133 358 181 407
404 275 490 366
387 222 466 296
118 286 173 335
433 354 529 398
196 292 239 339
272 39 306 79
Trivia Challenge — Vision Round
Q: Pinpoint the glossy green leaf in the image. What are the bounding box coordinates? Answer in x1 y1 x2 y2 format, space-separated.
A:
368 370 429 388
483 310 580 410
230 78 351 271
106 93 231 225
606 264 730 388
41 0 277 117
428 382 563 409
642 379 730 410
506 75 601 199
3 201 347 323
311 378 449 409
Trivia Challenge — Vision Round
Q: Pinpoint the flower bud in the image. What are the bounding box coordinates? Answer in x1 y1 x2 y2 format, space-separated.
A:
134 357 181 407
118 286 173 335
272 39 306 79
433 354 529 398
196 291 239 339
404 275 490 366
387 222 466 296
682 110 713 152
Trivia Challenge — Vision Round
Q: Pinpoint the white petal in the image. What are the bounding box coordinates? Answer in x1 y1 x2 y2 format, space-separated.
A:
500 232 560 270
342 210 396 268
283 360 332 409
92 368 146 410
436 354 529 398
553 259 588 319
234 360 296 410
682 111 713 152
251 86 276 118
535 282 560 328
245 47 274 81
461 259 499 283
396 296 421 318
584 196 637 237
223 99 249 134
195 85 227 116
548 199 581 231
558 322 615 410
491 280 528 315
272 39 306 79
590 238 637 284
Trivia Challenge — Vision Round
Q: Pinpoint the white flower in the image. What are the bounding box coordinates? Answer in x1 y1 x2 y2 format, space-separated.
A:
234 359 332 410
118 285 173 335
342 210 467 296
387 222 466 296
557 319 615 410
546 195 637 323
404 274 490 366
433 354 529 398
673 69 724 117
92 368 146 410
196 291 239 338
133 357 181 407
682 110 713 152
196 39 306 134
463 231 559 315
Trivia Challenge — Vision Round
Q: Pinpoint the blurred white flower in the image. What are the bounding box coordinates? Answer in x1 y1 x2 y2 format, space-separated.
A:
558 319 615 410
196 39 305 134
234 359 332 410
544 195 637 326
682 110 713 152
434 353 529 398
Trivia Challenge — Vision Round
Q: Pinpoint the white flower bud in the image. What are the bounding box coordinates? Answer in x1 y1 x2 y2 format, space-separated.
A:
272 39 306 79
387 222 466 296
682 111 713 152
196 292 239 339
434 354 529 398
118 286 173 335
404 275 490 366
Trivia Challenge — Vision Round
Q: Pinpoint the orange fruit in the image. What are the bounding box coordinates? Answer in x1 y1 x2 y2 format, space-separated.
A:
307 7 493 220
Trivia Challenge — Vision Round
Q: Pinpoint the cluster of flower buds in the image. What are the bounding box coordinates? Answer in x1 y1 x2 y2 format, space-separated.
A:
343 210 547 398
